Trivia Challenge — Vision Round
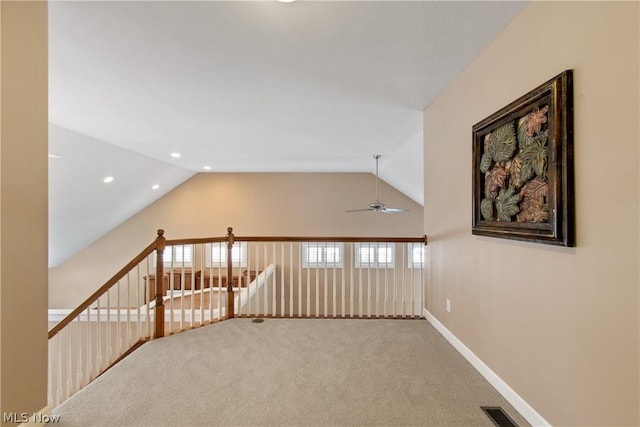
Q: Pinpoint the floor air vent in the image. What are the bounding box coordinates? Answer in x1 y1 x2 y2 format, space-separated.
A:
251 318 264 323
481 407 518 427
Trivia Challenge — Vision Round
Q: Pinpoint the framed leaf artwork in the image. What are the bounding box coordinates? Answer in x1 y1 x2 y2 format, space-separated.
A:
472 70 575 246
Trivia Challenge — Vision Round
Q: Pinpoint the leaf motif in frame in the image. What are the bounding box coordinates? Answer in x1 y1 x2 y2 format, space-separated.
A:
480 198 494 221
495 187 520 222
480 153 492 174
520 177 548 203
491 123 517 162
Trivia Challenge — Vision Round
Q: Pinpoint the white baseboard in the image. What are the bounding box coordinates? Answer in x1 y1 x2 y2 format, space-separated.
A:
423 308 551 427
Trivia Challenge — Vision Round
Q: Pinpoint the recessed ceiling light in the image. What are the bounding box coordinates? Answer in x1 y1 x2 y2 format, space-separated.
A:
48 154 62 159
171 152 181 158
152 184 160 190
103 176 114 183
203 166 212 171
278 0 297 3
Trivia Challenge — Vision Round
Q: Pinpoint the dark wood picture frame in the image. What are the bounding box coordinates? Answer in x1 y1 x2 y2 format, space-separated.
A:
472 70 574 246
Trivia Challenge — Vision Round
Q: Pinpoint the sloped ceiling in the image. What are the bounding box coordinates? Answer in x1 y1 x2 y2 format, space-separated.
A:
48 1 526 267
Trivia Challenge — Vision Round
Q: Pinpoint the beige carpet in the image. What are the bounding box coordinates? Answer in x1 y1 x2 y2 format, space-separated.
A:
53 318 529 427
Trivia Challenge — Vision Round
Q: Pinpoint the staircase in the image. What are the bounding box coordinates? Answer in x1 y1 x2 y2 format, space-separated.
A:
48 227 427 408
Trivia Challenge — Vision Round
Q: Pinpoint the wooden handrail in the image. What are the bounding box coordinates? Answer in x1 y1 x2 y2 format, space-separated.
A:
233 235 428 244
165 235 428 245
48 236 159 339
50 229 427 339
164 236 227 246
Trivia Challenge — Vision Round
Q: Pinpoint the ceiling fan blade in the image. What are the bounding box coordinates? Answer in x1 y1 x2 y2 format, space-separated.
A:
344 155 410 214
381 207 410 213
345 208 374 213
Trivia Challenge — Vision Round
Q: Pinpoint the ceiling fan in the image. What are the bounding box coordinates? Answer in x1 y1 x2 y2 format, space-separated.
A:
345 155 409 214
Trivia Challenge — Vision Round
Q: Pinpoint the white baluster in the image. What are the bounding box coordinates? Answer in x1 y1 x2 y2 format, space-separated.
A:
95 299 102 374
332 247 337 318
136 264 141 341
323 242 327 317
56 334 63 406
65 327 72 400
47 338 53 407
127 273 132 345
264 243 269 316
341 246 346 318
409 244 415 317
116 281 122 357
350 243 355 317
315 245 320 317
306 245 310 317
76 317 83 392
402 245 406 317
289 243 294 317
106 290 112 364
217 244 222 319
86 307 93 383
273 243 278 316
251 244 260 315
358 249 363 318
298 243 302 317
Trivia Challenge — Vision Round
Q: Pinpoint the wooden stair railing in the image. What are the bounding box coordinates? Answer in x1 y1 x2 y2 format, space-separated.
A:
49 230 165 340
48 227 428 407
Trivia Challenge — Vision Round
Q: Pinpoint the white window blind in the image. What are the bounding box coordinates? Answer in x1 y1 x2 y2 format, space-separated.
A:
206 242 248 267
354 242 395 268
407 243 425 268
155 245 193 267
302 242 343 268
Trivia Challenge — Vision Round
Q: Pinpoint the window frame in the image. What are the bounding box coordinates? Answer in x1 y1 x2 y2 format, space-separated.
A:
154 244 194 268
206 242 248 268
407 243 425 269
354 242 395 269
301 242 344 268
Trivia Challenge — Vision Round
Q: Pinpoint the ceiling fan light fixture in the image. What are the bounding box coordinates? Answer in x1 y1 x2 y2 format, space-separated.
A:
345 154 409 214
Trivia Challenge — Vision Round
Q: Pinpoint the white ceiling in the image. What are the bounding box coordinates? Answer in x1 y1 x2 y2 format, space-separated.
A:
48 0 526 267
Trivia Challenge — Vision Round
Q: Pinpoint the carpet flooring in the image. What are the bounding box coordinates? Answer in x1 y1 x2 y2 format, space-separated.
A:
53 318 529 427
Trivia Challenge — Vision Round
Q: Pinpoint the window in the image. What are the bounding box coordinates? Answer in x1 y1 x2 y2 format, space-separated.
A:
354 242 394 268
302 242 343 268
407 243 425 268
156 245 193 267
206 242 248 268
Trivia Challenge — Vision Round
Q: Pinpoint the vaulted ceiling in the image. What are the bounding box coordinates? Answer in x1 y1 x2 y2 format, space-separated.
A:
48 1 526 267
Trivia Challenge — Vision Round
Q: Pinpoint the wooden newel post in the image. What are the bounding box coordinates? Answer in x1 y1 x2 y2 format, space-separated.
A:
154 229 166 338
226 227 235 319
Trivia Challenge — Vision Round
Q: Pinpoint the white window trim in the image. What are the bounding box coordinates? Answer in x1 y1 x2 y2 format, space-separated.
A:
354 242 395 269
407 243 425 269
153 244 194 268
205 242 248 268
301 242 344 268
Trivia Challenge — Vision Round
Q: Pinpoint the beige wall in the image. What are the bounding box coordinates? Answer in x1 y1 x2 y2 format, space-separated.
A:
424 2 639 426
0 1 49 421
50 172 423 308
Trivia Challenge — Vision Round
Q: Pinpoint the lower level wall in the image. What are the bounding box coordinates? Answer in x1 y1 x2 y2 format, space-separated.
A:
49 173 424 309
